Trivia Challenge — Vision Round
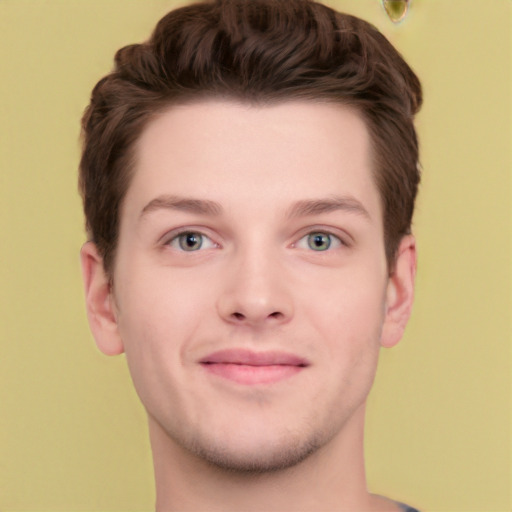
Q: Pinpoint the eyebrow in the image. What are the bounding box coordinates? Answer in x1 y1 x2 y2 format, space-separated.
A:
140 195 223 218
286 196 371 220
139 194 370 221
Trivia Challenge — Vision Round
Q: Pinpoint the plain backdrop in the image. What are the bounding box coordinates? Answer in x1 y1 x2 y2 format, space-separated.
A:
1 1 510 510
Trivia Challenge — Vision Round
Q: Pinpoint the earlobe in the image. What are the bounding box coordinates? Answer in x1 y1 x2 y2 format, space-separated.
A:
380 235 417 348
80 241 124 355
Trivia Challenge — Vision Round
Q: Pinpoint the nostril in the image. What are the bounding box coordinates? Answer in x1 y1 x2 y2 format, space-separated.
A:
230 311 283 321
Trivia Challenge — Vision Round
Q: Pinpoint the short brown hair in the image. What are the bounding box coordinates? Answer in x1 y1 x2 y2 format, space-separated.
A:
79 0 422 276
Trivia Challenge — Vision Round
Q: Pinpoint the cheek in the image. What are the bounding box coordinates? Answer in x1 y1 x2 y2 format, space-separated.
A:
301 267 387 381
117 281 207 361
115 297 203 424
113 266 212 398
116 258 209 333
294 273 386 427
303 264 387 336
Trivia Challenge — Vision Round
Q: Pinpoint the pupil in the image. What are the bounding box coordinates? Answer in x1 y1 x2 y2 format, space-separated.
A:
309 233 330 250
186 233 199 247
180 232 202 250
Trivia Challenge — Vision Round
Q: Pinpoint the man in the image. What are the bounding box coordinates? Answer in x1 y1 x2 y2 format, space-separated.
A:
79 0 422 510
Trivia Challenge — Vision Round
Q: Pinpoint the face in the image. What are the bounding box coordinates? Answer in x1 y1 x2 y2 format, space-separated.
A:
83 100 415 473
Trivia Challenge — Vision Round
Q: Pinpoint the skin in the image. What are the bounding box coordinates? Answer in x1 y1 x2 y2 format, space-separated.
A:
81 100 416 511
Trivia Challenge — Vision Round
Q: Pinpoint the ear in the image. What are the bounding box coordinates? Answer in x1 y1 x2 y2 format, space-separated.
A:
380 235 417 348
80 241 124 355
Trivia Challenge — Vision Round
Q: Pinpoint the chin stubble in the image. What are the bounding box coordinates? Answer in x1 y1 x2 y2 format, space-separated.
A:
181 425 332 476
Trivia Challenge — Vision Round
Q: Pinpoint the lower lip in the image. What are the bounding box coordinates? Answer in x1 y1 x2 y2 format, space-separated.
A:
201 363 304 385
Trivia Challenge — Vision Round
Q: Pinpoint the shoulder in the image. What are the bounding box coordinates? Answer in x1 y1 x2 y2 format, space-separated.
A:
396 503 421 512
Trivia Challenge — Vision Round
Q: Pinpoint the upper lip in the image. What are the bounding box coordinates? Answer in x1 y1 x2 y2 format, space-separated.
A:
199 349 309 367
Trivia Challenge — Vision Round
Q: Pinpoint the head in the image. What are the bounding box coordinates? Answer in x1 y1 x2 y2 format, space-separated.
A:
79 0 422 279
79 0 422 477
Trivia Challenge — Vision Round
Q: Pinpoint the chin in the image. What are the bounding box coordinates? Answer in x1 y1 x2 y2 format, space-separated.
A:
161 407 347 476
185 430 325 475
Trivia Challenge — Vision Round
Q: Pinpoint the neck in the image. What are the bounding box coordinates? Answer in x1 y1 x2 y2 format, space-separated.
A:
149 404 390 512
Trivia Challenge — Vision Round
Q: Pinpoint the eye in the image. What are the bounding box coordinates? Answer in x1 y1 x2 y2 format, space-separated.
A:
167 231 216 252
296 231 343 251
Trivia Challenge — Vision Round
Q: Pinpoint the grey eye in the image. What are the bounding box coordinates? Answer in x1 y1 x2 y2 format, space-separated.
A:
167 230 217 252
307 232 332 251
177 232 203 251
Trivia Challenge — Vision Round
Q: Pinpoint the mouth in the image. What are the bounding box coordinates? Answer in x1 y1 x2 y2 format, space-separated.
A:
199 349 310 385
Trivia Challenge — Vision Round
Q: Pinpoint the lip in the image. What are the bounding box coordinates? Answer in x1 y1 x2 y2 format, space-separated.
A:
199 349 309 385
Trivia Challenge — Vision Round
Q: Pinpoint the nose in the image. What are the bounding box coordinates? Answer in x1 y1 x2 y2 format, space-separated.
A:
216 249 294 327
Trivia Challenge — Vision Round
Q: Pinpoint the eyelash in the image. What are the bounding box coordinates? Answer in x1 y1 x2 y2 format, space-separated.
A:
165 230 218 252
294 231 346 251
164 227 348 253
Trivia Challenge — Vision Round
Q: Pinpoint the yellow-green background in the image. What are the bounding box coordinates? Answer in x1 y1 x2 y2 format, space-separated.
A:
1 1 510 510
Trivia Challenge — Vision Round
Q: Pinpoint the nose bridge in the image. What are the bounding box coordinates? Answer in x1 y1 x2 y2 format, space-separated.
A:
217 237 293 325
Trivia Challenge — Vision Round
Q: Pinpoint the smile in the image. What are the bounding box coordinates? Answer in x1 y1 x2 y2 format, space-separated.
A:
199 349 309 385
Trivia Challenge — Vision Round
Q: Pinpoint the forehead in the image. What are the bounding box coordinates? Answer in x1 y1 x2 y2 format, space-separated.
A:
124 99 380 220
